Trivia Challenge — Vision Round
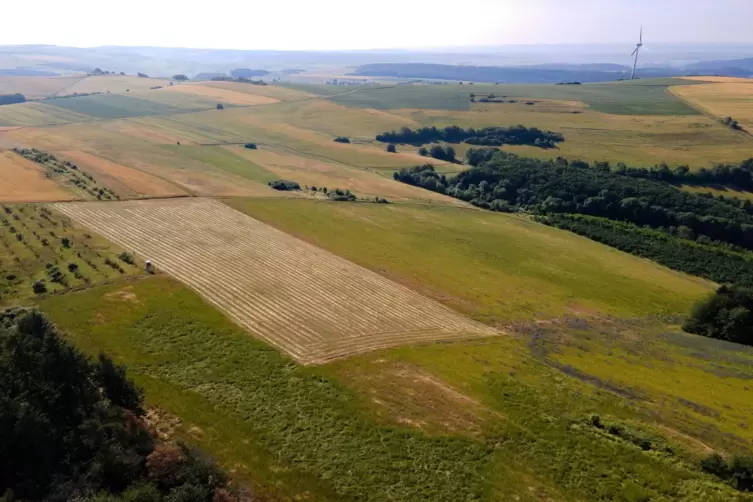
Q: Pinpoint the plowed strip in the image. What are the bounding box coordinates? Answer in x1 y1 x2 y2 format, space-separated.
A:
54 198 497 363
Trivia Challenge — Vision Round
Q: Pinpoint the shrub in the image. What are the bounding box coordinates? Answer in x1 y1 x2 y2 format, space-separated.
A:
333 137 351 144
61 237 71 248
268 180 300 191
386 144 397 153
216 103 224 110
32 280 47 294
243 143 257 150
118 252 135 265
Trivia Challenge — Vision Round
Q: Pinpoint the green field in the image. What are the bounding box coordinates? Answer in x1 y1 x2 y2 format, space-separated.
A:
225 199 712 322
44 93 192 119
159 145 279 184
0 204 142 304
39 276 751 501
327 78 702 115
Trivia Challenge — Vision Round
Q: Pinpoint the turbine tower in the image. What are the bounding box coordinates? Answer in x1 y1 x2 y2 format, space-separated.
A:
630 26 644 80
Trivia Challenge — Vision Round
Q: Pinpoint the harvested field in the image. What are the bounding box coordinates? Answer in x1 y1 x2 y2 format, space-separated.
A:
61 76 172 96
203 81 317 102
54 198 496 363
58 150 187 198
0 76 83 99
165 84 280 106
671 81 753 131
0 151 75 202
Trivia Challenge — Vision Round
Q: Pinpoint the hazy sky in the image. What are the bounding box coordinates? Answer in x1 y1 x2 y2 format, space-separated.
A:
3 0 753 50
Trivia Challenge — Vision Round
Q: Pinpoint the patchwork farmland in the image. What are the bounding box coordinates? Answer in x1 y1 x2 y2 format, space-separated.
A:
54 197 497 363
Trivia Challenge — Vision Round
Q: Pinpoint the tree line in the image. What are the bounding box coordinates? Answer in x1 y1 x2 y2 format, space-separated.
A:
0 308 253 501
395 151 753 252
0 93 26 106
393 149 753 348
376 125 564 148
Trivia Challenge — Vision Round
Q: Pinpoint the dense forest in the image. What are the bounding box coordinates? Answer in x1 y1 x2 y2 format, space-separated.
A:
395 152 753 252
394 150 753 346
376 125 564 148
0 93 26 106
0 308 250 501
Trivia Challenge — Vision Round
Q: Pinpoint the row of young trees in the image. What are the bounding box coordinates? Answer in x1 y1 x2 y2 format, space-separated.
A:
376 125 563 148
0 308 251 501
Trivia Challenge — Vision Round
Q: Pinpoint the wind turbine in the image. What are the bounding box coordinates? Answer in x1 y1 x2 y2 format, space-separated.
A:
630 26 646 80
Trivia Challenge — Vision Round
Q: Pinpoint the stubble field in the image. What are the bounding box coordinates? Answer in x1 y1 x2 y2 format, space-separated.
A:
54 197 497 363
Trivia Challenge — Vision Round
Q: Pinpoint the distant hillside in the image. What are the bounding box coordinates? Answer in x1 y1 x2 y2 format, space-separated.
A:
350 63 681 83
686 57 753 76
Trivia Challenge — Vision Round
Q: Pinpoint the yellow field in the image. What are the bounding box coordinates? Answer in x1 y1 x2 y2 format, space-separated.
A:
55 198 496 364
0 101 93 127
58 150 187 198
682 76 753 83
231 146 464 204
0 150 75 202
671 81 753 131
0 76 83 99
61 75 172 95
203 81 318 102
164 83 280 106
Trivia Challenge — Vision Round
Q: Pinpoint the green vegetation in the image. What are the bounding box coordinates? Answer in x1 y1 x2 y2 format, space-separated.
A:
375 124 564 148
45 93 186 119
329 79 701 115
226 199 710 321
538 213 753 287
333 136 350 143
0 307 242 501
160 145 277 184
267 179 300 191
39 278 752 501
0 204 141 304
40 278 494 502
14 148 120 200
0 93 26 105
683 285 753 346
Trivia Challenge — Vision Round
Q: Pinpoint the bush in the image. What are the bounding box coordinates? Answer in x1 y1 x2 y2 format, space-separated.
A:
268 180 301 191
386 144 397 153
683 285 753 347
243 143 257 150
418 147 428 156
61 237 71 248
333 137 351 144
118 252 135 265
216 103 224 110
172 74 188 81
32 280 47 294
700 453 753 491
327 188 357 202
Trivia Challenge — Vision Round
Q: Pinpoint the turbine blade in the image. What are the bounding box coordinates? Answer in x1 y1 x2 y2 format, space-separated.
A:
642 46 650 52
640 26 643 43
631 48 638 56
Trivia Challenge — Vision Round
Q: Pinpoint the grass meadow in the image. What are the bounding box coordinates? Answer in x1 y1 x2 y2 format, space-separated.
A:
39 276 751 501
226 199 712 323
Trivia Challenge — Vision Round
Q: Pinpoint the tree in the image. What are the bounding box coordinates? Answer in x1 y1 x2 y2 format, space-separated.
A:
244 143 257 150
32 280 47 294
333 137 351 144
61 237 71 248
386 144 397 153
137 72 149 78
683 285 753 347
216 103 224 110
0 93 26 106
445 146 456 162
172 74 188 82
418 147 429 156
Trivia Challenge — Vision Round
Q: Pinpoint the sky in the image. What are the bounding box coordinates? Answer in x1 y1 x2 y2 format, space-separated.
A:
2 0 753 50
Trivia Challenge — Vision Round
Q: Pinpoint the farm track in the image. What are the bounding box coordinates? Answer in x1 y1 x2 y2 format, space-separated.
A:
53 198 497 363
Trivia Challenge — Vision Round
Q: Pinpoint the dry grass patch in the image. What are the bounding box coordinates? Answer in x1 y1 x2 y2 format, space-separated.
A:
0 101 92 127
166 83 280 106
0 151 76 202
0 76 83 99
203 81 317 102
55 198 496 364
232 146 464 204
681 76 753 84
62 76 172 95
671 81 753 131
58 150 186 198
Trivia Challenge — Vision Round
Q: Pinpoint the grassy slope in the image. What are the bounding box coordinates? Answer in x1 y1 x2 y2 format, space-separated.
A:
225 199 711 323
39 277 750 502
328 79 701 115
44 93 190 119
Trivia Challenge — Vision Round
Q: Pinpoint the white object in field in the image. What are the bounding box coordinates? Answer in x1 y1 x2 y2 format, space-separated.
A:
145 260 153 272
